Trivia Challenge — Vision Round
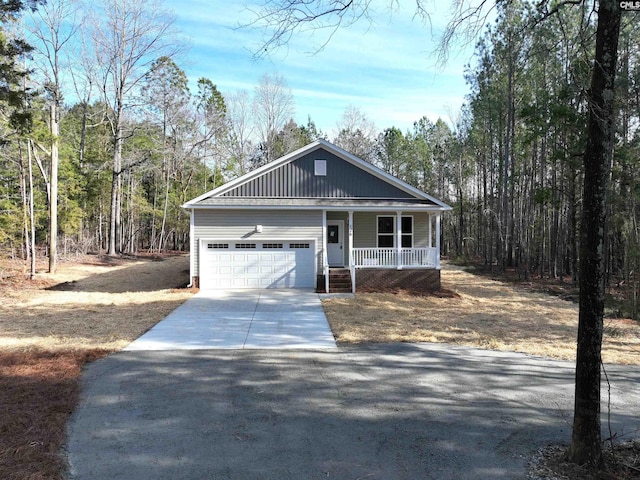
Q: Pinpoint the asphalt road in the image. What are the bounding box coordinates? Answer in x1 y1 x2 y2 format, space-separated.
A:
66 343 640 479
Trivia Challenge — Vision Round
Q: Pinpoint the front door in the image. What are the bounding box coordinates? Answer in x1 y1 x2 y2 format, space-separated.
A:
327 220 344 267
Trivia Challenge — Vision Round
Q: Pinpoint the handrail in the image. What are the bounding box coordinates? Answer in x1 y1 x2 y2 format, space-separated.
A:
352 247 437 268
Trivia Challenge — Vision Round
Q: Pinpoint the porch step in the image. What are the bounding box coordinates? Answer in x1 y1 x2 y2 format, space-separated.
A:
329 269 352 293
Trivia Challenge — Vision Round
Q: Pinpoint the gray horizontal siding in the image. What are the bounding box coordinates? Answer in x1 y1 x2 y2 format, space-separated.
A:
222 149 413 199
192 209 434 279
193 210 323 276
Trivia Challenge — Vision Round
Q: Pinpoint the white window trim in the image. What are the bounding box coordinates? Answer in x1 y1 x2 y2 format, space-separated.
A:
314 159 327 176
377 215 395 248
376 215 413 248
401 215 414 248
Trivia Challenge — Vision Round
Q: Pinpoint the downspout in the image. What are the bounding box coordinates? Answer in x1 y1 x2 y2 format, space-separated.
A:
187 209 194 287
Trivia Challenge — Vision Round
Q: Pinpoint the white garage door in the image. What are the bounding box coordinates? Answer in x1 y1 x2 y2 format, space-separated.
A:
200 240 316 289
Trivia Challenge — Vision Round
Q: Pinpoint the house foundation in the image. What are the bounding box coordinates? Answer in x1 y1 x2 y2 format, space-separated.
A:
317 269 441 293
355 269 441 293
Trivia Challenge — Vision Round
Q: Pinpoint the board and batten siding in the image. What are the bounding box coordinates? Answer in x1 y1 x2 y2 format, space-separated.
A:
221 150 415 199
192 209 323 277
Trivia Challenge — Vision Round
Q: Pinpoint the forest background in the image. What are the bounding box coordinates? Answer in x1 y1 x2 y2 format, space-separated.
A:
1 0 639 319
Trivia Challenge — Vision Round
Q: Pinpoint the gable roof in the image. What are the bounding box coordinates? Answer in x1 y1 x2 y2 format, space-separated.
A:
183 139 452 211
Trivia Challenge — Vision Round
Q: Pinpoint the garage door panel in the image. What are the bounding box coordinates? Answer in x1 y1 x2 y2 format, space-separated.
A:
232 277 249 288
201 240 315 289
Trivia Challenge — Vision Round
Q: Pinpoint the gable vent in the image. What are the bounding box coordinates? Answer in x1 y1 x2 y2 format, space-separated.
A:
314 159 327 176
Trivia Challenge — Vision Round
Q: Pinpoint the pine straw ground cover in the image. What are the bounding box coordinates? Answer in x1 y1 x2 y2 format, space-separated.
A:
0 254 194 480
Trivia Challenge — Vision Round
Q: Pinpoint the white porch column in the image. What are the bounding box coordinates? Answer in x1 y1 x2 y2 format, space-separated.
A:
435 213 441 269
322 210 329 292
428 213 433 248
396 211 403 270
189 209 195 287
348 210 355 293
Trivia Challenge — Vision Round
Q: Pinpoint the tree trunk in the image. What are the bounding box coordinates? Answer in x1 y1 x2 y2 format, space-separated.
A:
566 0 621 468
49 104 59 273
28 142 36 280
108 129 123 256
159 177 170 252
18 144 29 263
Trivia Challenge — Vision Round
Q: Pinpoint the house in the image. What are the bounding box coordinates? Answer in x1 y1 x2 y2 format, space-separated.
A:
182 139 452 293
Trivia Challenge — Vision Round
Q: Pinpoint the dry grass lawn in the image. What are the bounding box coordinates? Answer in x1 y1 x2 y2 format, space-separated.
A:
323 264 640 365
0 255 194 352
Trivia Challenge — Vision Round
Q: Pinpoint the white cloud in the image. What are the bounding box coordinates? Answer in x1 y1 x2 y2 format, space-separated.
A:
167 0 483 133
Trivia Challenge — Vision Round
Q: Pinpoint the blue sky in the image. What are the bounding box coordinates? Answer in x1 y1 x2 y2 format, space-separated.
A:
165 0 490 135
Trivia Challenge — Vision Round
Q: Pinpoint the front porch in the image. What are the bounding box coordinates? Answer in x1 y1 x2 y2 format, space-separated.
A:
321 210 442 293
352 247 439 268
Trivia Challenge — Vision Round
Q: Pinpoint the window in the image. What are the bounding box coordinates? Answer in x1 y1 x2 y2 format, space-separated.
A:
262 243 283 249
377 216 413 248
327 224 339 244
314 159 327 176
377 217 394 247
207 243 229 249
289 243 310 249
401 216 413 248
235 243 256 249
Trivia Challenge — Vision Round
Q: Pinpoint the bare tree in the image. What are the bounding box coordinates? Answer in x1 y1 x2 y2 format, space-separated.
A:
333 104 377 160
67 5 101 169
252 72 295 164
246 0 495 64
225 89 256 176
27 0 81 273
89 0 181 255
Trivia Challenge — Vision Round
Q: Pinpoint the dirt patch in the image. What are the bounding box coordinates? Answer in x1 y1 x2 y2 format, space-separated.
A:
323 264 640 365
0 254 194 479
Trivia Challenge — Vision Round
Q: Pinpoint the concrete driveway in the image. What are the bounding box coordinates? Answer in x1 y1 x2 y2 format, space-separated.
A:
66 343 640 480
124 289 336 350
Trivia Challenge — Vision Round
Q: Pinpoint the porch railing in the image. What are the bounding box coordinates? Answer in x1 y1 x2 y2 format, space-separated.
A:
352 247 438 268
